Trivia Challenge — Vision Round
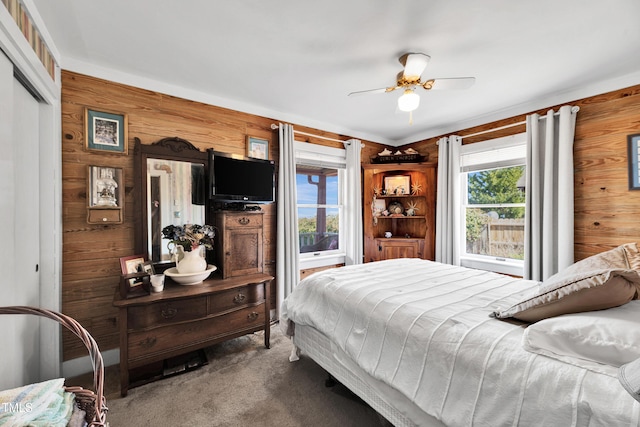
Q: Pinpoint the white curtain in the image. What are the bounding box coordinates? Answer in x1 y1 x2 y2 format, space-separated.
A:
524 105 578 281
343 139 363 265
276 123 300 318
435 135 462 265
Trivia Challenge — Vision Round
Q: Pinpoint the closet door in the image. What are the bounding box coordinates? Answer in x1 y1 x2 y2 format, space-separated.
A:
0 51 41 389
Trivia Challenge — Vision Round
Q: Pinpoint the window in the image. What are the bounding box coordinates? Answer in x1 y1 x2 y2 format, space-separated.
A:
459 134 526 276
295 142 346 267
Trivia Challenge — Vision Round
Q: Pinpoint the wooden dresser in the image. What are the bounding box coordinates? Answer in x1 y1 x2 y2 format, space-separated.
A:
113 273 272 396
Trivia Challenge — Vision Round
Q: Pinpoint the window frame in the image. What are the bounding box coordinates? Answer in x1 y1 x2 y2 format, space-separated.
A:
458 133 527 276
294 142 347 268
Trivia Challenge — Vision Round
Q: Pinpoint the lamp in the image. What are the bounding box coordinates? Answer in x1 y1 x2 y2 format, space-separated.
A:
397 89 420 112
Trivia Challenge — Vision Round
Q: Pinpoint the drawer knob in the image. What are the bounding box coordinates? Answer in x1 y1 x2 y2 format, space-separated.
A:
247 311 259 322
161 307 178 319
238 217 250 225
233 293 246 304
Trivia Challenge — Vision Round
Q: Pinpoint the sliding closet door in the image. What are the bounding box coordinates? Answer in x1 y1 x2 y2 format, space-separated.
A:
0 51 41 389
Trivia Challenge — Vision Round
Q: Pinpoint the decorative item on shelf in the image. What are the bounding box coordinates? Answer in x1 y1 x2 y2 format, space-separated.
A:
371 198 386 225
411 182 423 195
371 147 427 164
162 224 216 274
384 175 411 196
387 201 405 216
406 201 420 216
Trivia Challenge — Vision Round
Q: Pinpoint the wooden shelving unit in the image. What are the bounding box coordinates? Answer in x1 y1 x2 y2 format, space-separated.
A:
362 162 437 263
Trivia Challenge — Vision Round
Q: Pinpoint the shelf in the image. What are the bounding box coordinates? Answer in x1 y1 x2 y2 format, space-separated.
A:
376 194 424 198
376 215 425 219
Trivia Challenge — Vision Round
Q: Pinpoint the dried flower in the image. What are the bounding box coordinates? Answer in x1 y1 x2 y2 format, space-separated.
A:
162 224 216 252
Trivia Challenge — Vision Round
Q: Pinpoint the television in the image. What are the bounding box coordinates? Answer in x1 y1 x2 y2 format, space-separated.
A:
208 149 275 204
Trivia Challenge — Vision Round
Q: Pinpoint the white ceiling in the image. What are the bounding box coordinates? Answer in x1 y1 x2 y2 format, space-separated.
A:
32 0 640 146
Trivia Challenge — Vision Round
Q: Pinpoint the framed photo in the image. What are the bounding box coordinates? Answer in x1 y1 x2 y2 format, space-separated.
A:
373 199 386 216
85 108 128 154
88 166 123 207
628 133 640 190
119 254 151 298
384 175 411 195
246 136 269 160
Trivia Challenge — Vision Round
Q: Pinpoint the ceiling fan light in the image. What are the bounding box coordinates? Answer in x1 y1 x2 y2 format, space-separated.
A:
398 89 420 112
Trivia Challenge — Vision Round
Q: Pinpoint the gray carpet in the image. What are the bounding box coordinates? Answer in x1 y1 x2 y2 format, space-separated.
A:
104 324 393 426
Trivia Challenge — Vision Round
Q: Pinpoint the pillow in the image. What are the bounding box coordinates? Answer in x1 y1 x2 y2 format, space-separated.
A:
492 243 640 322
619 357 640 402
522 301 640 368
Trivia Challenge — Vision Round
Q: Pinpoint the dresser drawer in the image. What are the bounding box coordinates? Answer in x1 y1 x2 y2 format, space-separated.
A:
209 283 264 314
127 305 265 362
127 296 208 330
223 213 263 228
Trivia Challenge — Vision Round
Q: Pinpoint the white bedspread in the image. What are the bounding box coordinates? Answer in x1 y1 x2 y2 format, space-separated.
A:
281 258 640 426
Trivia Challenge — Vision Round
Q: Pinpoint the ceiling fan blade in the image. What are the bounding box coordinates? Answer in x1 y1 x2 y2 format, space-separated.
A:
423 77 476 90
348 86 398 96
399 53 430 80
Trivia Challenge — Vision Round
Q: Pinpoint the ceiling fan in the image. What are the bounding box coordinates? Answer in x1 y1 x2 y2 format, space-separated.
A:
348 53 475 122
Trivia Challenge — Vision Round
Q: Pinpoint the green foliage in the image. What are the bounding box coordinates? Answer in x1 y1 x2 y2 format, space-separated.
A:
466 208 489 243
468 166 525 218
298 215 339 233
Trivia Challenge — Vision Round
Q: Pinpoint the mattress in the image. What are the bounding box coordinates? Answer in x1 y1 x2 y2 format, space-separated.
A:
294 323 444 427
281 258 640 426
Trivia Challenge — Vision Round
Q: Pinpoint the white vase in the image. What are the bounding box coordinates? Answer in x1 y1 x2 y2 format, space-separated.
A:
176 245 207 274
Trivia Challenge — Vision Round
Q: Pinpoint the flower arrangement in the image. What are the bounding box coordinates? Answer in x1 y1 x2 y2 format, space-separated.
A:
162 224 216 252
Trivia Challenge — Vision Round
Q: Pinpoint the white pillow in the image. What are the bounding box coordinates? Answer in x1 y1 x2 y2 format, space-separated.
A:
522 301 640 369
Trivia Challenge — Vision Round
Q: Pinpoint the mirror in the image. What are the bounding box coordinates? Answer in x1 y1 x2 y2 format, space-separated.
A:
134 137 210 264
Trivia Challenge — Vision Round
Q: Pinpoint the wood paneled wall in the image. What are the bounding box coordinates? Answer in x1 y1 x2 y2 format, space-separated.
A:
61 71 385 360
406 84 640 262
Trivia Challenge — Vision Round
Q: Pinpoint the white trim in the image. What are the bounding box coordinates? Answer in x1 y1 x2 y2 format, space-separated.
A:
62 348 120 378
0 2 62 381
299 253 346 269
460 255 524 277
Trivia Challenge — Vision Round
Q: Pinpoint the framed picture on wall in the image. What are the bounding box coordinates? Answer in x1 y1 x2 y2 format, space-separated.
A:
85 108 128 154
246 136 269 160
628 134 640 190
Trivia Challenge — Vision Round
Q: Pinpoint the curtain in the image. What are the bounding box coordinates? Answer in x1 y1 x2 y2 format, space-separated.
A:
524 105 578 281
435 135 462 265
343 139 363 265
276 123 300 318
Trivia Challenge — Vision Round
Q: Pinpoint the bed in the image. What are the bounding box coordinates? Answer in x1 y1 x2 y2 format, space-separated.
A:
281 254 640 427
0 306 108 427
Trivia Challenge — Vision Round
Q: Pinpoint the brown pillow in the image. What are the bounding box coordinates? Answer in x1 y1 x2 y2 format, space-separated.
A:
492 243 640 323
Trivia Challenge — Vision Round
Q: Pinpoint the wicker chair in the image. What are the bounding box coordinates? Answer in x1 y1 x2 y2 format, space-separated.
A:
0 306 108 426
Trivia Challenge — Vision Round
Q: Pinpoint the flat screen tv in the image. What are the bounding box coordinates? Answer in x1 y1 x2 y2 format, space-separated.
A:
208 149 275 203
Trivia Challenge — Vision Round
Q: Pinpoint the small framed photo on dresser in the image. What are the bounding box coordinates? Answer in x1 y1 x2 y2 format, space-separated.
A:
119 254 151 298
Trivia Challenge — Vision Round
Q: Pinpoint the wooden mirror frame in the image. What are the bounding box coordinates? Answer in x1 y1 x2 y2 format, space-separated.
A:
133 136 210 264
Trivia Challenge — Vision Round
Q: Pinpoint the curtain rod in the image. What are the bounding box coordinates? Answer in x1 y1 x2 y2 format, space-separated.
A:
270 123 350 144
460 106 580 140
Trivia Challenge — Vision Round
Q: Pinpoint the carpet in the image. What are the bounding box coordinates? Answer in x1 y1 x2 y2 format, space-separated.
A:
103 323 393 426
